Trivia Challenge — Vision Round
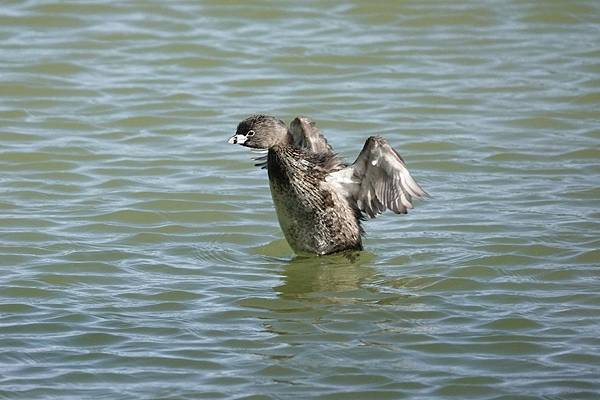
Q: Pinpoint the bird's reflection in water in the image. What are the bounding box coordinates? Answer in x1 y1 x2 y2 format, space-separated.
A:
274 250 378 301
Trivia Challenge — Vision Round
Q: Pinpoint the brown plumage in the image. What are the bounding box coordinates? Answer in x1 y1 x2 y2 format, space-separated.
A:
228 115 427 255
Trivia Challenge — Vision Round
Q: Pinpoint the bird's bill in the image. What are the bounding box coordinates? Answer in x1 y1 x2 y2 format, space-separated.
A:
227 134 247 145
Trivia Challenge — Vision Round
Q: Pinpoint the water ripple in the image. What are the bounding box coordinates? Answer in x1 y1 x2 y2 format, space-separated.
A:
1 0 599 399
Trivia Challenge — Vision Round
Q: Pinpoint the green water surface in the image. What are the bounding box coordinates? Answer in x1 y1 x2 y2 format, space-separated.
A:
1 1 599 399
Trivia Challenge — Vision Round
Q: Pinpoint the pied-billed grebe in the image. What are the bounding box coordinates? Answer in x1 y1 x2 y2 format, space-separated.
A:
228 114 427 255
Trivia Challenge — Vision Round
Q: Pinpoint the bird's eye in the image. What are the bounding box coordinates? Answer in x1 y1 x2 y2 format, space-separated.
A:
246 130 255 137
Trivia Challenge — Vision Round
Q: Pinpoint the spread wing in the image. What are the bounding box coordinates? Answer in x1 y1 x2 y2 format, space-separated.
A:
328 136 428 218
253 117 334 169
289 116 334 155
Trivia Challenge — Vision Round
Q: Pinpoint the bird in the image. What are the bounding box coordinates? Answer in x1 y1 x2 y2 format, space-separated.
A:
228 114 427 256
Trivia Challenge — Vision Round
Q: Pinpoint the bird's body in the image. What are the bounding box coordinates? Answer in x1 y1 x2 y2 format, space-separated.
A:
267 144 362 255
228 115 427 256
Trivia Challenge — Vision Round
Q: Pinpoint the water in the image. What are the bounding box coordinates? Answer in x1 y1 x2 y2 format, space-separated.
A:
1 1 599 398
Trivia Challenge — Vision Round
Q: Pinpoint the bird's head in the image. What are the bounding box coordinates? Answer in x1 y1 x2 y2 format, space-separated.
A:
228 114 289 149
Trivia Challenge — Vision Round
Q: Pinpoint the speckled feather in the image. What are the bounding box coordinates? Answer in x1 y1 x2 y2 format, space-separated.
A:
266 145 363 255
229 115 427 255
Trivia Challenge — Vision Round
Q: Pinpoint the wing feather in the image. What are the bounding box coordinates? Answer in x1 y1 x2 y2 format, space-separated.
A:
327 135 427 218
289 117 334 155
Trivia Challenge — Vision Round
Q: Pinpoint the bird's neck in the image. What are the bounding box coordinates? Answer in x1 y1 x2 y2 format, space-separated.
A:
269 131 294 152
